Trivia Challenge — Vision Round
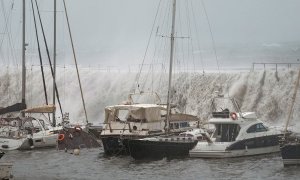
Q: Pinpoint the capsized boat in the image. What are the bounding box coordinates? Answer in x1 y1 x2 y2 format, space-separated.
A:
189 96 283 158
56 113 101 151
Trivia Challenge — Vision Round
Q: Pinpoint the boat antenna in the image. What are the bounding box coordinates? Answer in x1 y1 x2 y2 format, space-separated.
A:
284 69 300 138
165 0 177 133
62 0 89 125
132 0 162 93
21 0 26 117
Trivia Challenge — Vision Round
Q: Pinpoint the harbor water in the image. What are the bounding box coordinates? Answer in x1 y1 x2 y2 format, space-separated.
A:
1 147 299 180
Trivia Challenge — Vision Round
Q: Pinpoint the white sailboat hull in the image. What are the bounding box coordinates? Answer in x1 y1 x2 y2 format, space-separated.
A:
19 133 58 150
0 137 27 151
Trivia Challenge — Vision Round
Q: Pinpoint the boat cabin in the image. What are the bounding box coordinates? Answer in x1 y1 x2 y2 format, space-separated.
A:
104 104 166 124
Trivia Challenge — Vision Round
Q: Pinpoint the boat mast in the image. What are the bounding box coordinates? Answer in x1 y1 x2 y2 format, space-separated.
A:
21 0 26 117
165 0 176 133
52 0 57 126
62 0 89 125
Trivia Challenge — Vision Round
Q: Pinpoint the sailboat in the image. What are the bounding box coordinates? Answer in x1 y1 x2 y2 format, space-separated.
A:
100 92 199 156
0 0 60 151
280 69 300 166
127 0 199 160
100 0 201 156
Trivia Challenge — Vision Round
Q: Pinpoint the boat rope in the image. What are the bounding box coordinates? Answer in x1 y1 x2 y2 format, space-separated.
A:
132 0 162 93
189 0 205 75
0 0 17 64
34 0 63 118
62 0 89 125
284 69 300 137
30 0 49 109
200 0 220 74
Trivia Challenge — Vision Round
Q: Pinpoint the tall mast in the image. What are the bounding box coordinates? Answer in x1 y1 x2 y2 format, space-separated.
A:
165 0 176 133
62 0 89 125
21 0 26 117
52 0 57 126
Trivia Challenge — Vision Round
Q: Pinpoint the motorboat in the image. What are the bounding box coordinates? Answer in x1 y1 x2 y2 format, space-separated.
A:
189 96 283 158
100 93 200 156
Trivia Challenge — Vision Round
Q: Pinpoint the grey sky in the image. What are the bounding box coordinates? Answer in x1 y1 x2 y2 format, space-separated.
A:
1 0 300 68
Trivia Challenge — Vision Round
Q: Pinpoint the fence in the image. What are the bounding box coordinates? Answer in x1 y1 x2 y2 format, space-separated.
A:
252 62 300 72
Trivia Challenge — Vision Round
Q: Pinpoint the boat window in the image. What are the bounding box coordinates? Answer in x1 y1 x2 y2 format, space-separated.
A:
116 110 128 121
169 123 174 129
214 124 240 142
39 119 48 130
180 122 189 128
247 123 268 133
174 123 179 129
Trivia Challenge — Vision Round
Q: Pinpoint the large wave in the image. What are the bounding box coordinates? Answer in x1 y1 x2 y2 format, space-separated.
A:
0 67 299 131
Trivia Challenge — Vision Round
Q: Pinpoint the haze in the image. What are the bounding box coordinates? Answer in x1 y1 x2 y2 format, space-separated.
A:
1 0 300 70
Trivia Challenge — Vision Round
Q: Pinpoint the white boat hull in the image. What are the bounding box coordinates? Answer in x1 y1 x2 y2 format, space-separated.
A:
19 133 58 150
190 145 280 158
0 137 27 151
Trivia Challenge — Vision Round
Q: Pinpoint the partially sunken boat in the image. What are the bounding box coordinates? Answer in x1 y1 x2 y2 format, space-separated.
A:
189 96 283 158
56 113 101 151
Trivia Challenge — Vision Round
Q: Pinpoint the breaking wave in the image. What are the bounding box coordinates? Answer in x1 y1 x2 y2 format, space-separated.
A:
0 67 299 131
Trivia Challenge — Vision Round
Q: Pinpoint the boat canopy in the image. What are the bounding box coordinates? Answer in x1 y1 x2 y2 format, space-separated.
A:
169 114 199 122
21 104 56 113
104 104 166 123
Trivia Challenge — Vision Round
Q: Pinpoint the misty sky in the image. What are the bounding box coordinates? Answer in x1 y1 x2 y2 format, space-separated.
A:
1 0 300 69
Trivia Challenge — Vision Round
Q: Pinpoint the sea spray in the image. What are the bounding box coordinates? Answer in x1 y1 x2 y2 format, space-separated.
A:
0 67 299 132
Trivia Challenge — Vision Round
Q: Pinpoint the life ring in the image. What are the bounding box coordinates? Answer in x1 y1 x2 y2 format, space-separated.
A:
230 112 238 120
58 134 65 141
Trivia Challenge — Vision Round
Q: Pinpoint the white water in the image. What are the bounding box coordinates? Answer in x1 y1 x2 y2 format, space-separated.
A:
0 67 299 131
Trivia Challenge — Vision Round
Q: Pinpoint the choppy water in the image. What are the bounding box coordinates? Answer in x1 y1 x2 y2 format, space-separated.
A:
1 148 299 180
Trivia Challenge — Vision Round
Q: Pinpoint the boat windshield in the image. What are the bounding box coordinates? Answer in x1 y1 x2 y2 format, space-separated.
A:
246 123 268 133
213 124 241 142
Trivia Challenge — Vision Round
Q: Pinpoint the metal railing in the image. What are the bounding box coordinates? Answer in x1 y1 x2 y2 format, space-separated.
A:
252 62 300 72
